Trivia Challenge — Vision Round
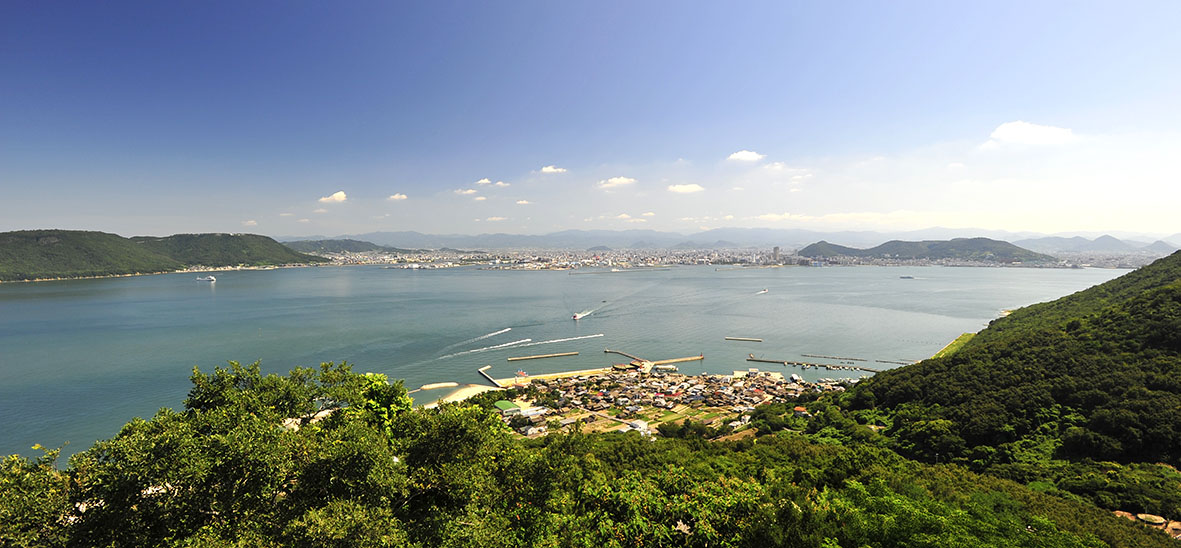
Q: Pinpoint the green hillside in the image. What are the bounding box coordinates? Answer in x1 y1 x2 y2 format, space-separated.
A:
800 237 1054 263
132 233 326 267
282 238 414 254
3 362 1172 547
0 230 182 281
0 230 326 282
847 251 1181 517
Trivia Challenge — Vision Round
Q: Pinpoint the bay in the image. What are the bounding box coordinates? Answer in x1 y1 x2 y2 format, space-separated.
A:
0 264 1122 458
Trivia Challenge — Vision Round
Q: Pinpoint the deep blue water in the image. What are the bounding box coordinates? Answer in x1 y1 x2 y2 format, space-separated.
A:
0 264 1122 458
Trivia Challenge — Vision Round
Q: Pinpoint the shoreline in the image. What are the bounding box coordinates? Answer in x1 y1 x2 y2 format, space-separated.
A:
0 263 326 284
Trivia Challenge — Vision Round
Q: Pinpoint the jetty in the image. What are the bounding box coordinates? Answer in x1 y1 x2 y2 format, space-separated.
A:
604 348 644 362
725 337 763 342
651 354 704 366
507 351 578 362
478 365 503 388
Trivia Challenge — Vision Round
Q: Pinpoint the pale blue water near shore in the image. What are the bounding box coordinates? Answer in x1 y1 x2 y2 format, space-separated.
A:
0 265 1122 459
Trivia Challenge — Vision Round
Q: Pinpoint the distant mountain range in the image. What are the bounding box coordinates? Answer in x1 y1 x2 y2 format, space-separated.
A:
277 228 1181 252
0 230 326 282
798 237 1056 263
283 239 418 254
1013 235 1179 254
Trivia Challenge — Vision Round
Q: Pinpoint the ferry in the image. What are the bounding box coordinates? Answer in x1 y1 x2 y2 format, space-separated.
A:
196 275 216 282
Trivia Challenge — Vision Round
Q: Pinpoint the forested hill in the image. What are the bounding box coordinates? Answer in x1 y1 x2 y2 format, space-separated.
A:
131 233 326 267
0 230 325 281
799 237 1054 263
282 238 415 254
849 251 1181 513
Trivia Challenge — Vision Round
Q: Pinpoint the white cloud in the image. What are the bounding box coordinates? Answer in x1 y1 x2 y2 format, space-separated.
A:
313 208 328 214
475 178 491 185
790 188 802 193
947 162 965 169
626 218 647 223
983 120 1077 148
615 213 632 219
279 212 294 217
667 183 705 194
474 196 487 201
318 190 347 203
642 211 655 217
598 176 636 189
516 200 532 205
723 214 734 220
241 220 257 226
494 181 510 187
731 186 744 191
728 150 765 162
298 218 310 223
455 189 477 195
388 193 408 201
540 165 567 173
764 162 786 171
486 216 507 221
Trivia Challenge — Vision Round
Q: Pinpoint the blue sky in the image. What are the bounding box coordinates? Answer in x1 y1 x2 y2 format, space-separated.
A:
3 1 1180 237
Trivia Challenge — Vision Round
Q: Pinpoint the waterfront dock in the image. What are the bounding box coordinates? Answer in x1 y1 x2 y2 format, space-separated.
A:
802 353 867 362
747 354 880 373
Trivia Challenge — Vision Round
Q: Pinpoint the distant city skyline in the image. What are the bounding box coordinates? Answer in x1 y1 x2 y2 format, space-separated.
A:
2 2 1180 237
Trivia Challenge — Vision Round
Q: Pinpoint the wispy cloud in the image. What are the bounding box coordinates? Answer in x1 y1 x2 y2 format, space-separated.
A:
642 211 655 217
494 181 510 187
279 212 294 217
615 213 632 219
318 190 347 203
667 183 705 194
475 178 491 185
388 193 408 201
455 189 477 195
540 165 567 173
756 212 808 221
486 216 506 221
298 218 310 223
241 220 257 226
728 150 765 162
313 208 328 214
598 176 636 189
474 196 487 201
516 200 532 205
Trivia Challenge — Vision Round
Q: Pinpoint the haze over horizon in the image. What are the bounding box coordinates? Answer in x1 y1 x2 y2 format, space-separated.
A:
3 2 1179 238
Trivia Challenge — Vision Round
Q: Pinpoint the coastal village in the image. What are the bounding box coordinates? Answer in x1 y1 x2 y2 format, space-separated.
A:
466 366 856 439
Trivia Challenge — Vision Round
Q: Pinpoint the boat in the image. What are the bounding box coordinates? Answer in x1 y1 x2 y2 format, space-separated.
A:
572 312 588 320
196 275 216 282
899 275 914 279
755 288 768 294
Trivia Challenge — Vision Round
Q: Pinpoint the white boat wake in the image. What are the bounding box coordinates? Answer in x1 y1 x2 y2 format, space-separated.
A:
513 333 604 348
436 338 532 360
439 327 511 352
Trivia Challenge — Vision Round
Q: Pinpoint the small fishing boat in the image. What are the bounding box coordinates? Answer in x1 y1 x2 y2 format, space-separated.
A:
196 275 216 282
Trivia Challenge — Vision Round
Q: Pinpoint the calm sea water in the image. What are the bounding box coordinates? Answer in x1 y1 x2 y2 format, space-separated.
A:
0 264 1122 458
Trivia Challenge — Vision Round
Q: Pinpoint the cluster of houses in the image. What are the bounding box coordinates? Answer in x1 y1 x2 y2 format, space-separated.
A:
491 368 853 436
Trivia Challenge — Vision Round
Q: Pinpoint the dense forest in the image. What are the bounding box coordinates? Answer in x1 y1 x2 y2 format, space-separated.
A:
3 253 1178 546
0 230 326 281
